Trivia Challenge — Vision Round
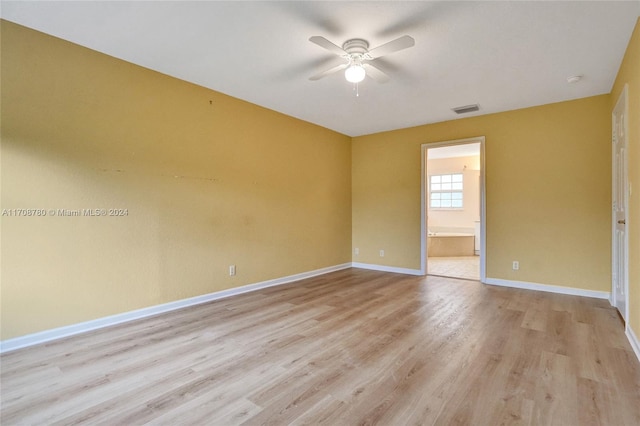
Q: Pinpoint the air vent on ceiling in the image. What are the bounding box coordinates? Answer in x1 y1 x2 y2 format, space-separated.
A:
452 104 480 114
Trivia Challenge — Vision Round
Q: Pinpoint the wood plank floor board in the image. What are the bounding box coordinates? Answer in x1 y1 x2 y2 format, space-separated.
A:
577 376 624 426
2 268 639 425
532 351 578 426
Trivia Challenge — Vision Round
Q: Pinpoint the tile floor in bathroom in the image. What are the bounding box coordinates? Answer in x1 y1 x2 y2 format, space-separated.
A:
427 255 480 280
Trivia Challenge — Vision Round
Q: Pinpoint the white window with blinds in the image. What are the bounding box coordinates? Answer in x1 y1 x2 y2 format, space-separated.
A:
429 173 463 209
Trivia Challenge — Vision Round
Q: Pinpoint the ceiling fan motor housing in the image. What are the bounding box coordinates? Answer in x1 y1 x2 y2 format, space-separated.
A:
342 39 371 58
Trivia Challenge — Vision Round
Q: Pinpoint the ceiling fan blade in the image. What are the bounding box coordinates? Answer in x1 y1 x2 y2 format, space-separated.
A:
367 35 415 59
309 36 347 56
309 63 348 81
363 63 390 83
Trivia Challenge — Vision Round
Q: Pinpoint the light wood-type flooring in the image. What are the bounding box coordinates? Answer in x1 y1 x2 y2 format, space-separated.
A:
2 268 639 425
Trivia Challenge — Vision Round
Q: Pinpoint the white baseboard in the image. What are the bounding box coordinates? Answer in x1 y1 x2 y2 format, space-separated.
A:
351 262 423 276
0 263 352 354
627 325 640 363
484 277 610 300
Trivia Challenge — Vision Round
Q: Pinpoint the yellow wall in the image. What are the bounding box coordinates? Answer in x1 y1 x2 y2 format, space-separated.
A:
0 21 352 339
611 18 640 337
353 95 611 290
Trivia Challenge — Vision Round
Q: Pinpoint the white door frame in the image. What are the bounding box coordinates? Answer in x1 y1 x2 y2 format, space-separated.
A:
611 84 629 323
420 136 486 281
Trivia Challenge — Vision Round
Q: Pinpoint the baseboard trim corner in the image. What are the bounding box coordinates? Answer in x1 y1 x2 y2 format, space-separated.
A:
0 262 352 354
626 325 640 363
484 277 610 300
351 262 423 276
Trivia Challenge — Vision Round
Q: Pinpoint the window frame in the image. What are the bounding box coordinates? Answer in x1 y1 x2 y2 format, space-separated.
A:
429 172 464 210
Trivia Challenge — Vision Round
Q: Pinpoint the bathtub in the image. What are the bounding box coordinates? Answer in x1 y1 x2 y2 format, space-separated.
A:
427 232 475 257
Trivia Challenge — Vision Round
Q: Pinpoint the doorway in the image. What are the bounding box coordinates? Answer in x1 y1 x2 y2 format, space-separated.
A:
421 137 485 281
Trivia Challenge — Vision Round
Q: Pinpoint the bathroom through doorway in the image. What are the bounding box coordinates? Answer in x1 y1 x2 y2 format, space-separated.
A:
422 138 485 281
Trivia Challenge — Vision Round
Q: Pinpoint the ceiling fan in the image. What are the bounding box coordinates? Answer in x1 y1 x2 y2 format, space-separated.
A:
308 35 415 83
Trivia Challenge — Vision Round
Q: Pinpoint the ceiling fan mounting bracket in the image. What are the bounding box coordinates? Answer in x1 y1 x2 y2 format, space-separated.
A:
342 39 369 53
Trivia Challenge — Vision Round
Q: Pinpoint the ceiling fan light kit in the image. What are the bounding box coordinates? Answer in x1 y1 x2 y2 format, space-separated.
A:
345 64 366 83
308 35 415 86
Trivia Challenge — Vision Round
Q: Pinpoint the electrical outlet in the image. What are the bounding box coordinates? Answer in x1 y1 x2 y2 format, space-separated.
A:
354 247 359 255
229 265 236 276
512 261 519 271
380 250 385 257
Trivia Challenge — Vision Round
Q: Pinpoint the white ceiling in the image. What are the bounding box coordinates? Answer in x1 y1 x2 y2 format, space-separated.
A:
2 1 639 137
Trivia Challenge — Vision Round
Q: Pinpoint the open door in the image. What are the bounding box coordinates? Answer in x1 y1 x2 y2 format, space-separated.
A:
612 85 629 322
